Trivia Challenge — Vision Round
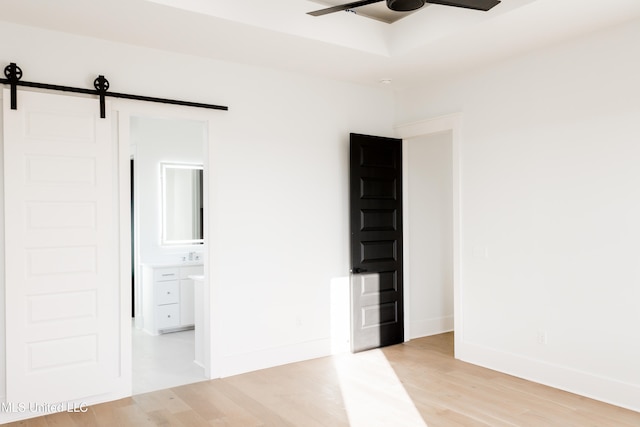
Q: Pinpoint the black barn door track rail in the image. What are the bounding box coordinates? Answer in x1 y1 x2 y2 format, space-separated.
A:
1 62 228 118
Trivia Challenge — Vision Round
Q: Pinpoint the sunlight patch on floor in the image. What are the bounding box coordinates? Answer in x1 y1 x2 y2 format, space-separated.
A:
333 348 428 427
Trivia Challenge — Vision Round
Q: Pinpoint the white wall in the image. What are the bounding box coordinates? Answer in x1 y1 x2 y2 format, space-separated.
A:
207 75 396 376
396 19 640 411
130 116 204 265
406 132 454 338
0 20 396 395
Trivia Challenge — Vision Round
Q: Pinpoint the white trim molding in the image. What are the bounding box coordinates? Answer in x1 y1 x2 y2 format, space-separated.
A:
395 113 463 356
410 316 454 339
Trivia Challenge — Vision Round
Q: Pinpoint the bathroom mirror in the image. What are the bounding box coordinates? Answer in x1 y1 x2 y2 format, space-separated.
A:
161 163 204 245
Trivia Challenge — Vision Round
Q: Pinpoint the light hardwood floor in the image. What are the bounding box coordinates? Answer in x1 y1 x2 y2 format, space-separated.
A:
7 333 640 426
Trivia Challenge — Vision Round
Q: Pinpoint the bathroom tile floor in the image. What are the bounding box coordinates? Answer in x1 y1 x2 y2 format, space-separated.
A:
132 326 206 395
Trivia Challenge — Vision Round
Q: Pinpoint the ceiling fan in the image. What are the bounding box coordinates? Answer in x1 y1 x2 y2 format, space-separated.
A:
308 0 501 17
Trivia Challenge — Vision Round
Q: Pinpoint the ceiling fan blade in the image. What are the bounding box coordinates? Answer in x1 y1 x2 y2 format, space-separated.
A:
427 0 500 12
307 0 385 17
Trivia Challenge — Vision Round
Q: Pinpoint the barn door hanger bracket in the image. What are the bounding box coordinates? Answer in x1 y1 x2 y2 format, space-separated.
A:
4 62 22 111
1 62 229 119
94 75 110 119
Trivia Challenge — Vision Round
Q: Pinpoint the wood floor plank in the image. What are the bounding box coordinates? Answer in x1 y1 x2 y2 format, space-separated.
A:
143 409 184 427
45 412 78 427
7 333 640 426
133 389 193 415
2 415 50 427
184 381 264 426
169 381 228 421
205 380 297 427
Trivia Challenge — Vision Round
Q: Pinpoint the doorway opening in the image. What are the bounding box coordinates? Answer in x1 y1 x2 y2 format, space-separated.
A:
404 131 454 340
397 114 460 352
128 114 209 394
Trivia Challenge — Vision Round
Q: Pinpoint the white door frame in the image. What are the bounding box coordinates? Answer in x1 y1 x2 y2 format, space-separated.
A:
113 99 218 379
395 113 463 355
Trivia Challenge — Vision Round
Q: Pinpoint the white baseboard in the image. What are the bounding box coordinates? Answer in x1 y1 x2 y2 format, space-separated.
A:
409 315 454 339
219 338 331 378
457 340 640 413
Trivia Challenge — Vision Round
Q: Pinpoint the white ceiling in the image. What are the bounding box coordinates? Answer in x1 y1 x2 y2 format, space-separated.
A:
2 0 640 89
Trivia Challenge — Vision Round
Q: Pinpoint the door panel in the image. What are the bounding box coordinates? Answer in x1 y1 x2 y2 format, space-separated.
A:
350 133 403 353
3 89 120 404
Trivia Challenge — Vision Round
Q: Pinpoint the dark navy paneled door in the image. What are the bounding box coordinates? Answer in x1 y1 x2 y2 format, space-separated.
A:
349 133 404 353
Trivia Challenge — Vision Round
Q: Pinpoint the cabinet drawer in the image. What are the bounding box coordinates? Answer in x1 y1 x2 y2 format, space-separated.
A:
156 304 179 330
154 268 179 282
156 281 179 305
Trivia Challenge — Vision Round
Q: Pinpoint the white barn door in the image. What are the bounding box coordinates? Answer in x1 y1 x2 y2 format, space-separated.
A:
3 89 122 404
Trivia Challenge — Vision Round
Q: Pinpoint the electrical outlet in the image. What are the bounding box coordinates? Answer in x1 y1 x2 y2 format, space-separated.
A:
472 246 489 259
537 330 548 345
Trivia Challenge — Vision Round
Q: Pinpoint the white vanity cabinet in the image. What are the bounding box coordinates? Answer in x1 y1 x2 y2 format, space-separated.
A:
142 264 203 335
179 265 202 326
